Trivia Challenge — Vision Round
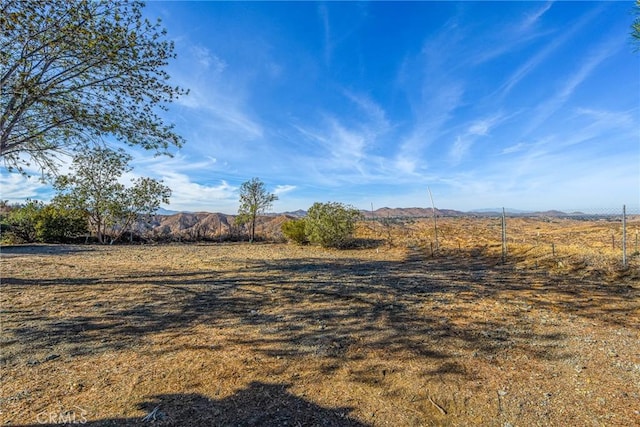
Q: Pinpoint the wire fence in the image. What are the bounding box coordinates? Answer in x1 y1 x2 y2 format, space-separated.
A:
361 205 639 272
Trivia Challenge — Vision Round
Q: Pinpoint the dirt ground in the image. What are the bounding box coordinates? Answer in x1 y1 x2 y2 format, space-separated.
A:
1 237 639 426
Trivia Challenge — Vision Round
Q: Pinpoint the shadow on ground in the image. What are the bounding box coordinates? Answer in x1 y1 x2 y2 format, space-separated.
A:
13 381 367 426
0 244 93 256
2 247 638 369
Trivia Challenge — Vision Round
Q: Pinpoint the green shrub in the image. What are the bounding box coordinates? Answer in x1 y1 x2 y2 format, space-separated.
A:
35 204 88 242
0 201 88 243
305 202 362 248
281 218 307 244
1 200 42 243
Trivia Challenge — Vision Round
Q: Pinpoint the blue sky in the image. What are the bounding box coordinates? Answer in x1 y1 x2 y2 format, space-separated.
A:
2 1 639 213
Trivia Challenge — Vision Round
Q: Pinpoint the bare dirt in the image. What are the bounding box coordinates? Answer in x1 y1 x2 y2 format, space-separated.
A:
1 225 639 426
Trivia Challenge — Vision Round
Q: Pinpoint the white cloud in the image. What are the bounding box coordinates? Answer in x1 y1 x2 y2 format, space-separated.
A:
161 173 238 212
449 136 471 165
393 156 418 176
0 173 50 202
500 142 528 155
448 114 506 164
189 45 227 72
273 185 296 196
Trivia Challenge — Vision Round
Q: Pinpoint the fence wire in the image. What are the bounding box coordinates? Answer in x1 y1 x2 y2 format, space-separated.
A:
362 205 639 270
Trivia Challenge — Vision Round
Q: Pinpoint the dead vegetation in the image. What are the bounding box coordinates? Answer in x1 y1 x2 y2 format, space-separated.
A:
0 217 639 426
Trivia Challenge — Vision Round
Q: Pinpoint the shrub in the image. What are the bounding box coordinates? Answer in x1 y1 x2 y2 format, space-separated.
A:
0 201 88 243
305 202 362 248
35 204 88 243
281 218 307 244
1 200 42 243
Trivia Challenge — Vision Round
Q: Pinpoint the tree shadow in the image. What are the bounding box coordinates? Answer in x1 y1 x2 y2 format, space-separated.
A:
2 246 637 372
0 244 93 256
13 382 369 426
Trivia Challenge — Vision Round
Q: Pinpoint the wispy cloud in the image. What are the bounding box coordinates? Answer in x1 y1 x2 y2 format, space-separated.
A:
500 142 529 155
521 35 621 136
396 82 466 172
189 45 227 72
448 114 506 164
498 5 603 98
274 185 296 196
394 15 471 173
171 41 264 142
290 90 393 183
520 1 554 32
468 115 504 137
318 3 332 66
342 90 390 135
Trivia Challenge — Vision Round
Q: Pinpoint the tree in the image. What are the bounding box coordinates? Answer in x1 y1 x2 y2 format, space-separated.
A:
0 0 187 173
305 202 362 248
237 177 278 242
121 176 171 241
54 147 170 243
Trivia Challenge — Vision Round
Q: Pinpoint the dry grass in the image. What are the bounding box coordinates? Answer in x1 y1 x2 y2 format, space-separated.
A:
1 217 639 426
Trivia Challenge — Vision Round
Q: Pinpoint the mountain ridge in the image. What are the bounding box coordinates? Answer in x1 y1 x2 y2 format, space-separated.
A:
143 207 587 241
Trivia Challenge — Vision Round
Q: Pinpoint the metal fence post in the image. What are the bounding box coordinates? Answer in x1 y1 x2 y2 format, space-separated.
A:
501 207 507 263
622 204 627 268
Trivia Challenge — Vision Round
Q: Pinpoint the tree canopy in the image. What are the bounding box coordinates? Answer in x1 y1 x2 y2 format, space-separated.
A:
54 147 171 243
0 0 186 173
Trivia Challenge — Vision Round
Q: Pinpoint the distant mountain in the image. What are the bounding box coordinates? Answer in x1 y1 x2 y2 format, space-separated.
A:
133 206 594 241
144 212 293 240
470 208 530 214
469 208 581 217
156 208 181 215
266 209 307 218
365 207 466 218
